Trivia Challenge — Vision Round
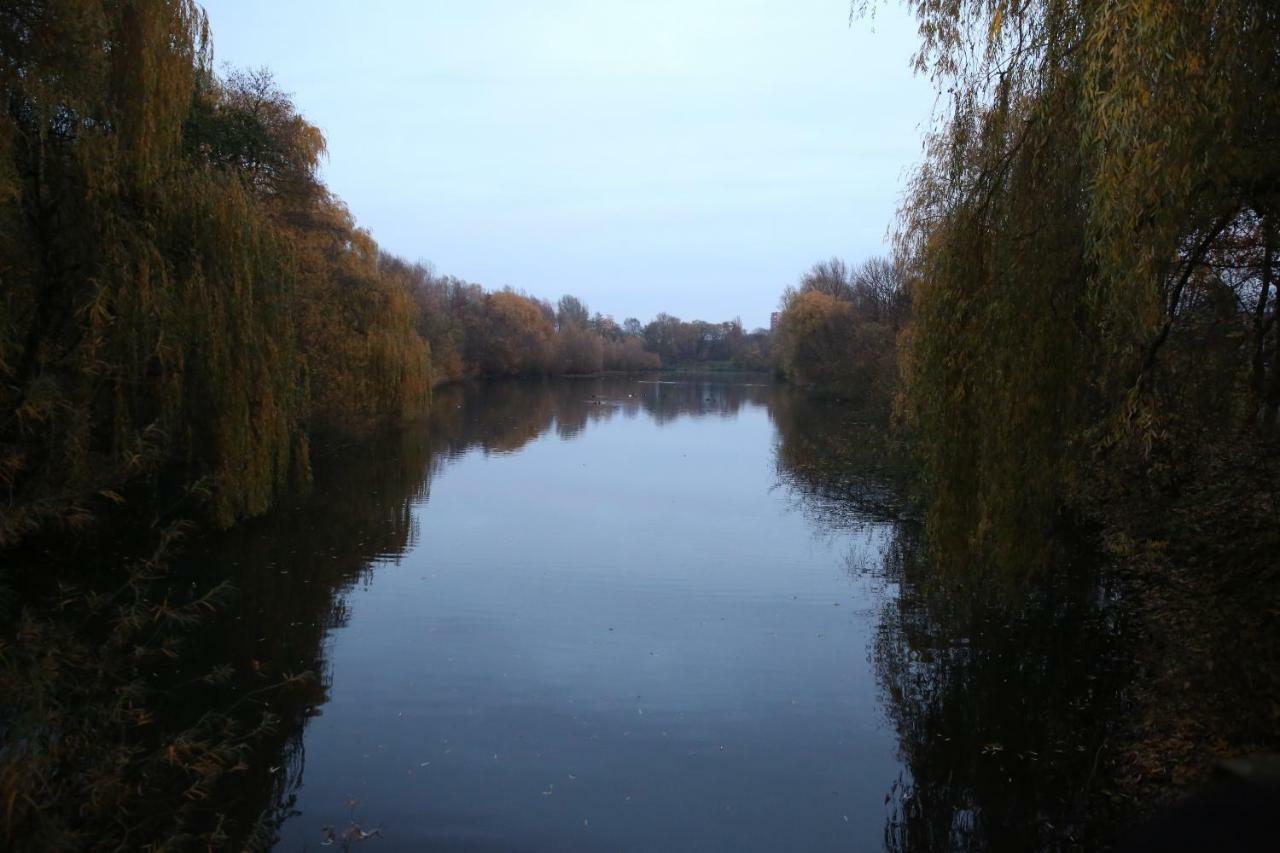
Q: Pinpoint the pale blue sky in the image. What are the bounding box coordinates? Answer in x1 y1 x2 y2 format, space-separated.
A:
198 1 932 329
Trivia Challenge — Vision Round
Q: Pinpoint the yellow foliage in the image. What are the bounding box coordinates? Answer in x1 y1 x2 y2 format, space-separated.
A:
0 1 433 542
775 291 898 411
474 291 556 376
892 0 1279 570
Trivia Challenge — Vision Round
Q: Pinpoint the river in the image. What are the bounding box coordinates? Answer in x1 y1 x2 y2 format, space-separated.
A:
167 374 1125 851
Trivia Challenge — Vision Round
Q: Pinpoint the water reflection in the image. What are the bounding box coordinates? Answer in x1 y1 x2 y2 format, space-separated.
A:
770 390 911 525
426 375 774 457
771 396 1128 851
166 374 1124 851
177 428 438 841
872 541 1126 853
185 374 783 846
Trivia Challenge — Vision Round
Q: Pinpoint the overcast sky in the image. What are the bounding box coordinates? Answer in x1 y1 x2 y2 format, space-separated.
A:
198 1 933 329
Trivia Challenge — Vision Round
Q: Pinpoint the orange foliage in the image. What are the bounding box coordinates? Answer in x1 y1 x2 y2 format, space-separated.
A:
472 291 556 376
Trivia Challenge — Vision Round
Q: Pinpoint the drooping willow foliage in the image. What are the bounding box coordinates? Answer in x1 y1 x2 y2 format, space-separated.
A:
0 1 433 543
885 0 1280 567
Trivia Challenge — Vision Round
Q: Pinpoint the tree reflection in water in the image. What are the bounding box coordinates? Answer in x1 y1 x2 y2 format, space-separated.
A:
874 535 1129 852
59 375 1130 849
176 374 778 846
175 425 438 841
771 389 1131 852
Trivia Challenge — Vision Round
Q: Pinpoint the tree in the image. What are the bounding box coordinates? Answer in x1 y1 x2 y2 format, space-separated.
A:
185 67 326 211
555 323 604 374
774 291 895 409
589 312 623 341
886 0 1280 565
0 0 311 536
603 337 662 371
0 1 434 539
556 294 590 330
472 291 555 376
800 257 854 300
643 313 683 364
851 257 910 326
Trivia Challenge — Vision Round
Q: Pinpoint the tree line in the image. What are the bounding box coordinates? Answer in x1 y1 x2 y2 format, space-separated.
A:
380 258 773 382
0 1 770 545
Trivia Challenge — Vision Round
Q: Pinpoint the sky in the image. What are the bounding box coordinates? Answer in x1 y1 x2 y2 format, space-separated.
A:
197 1 934 330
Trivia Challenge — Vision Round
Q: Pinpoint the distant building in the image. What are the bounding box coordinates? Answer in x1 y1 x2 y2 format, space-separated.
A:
770 311 780 332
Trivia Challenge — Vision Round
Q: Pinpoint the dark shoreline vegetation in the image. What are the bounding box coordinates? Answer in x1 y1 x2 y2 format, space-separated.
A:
2 1 1278 851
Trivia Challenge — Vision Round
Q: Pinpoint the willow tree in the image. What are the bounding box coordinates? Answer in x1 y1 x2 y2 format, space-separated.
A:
0 1 313 537
1 3 441 541
188 67 431 437
884 0 1280 567
293 202 432 435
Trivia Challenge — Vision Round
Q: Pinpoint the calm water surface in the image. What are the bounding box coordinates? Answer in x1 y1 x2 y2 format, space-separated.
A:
182 375 1123 852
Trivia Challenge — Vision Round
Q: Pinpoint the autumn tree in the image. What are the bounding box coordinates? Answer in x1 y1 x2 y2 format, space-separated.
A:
0 1 305 536
194 69 432 435
470 291 556 376
603 337 662 371
392 262 487 384
773 255 906 407
555 324 605 374
850 257 911 326
589 313 623 341
774 290 897 410
884 0 1279 564
0 2 433 539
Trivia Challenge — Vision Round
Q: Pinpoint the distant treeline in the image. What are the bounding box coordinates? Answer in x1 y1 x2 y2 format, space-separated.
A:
383 260 772 382
0 2 768 544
